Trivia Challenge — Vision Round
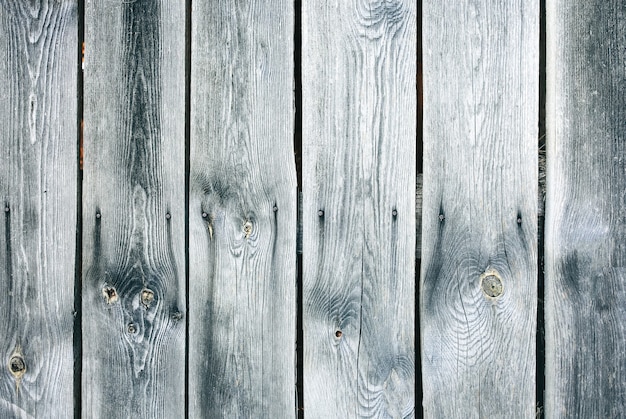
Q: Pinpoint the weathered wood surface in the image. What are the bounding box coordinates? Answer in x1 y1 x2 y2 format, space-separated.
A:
421 1 538 417
82 1 186 417
545 1 626 416
302 1 416 417
188 1 296 417
0 2 77 417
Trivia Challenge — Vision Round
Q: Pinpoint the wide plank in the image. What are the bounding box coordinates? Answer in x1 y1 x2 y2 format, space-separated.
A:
82 1 186 417
302 1 416 417
421 1 539 417
188 1 297 417
545 1 626 416
0 2 77 417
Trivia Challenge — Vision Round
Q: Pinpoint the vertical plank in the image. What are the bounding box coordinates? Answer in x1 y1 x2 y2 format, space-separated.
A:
0 2 77 417
82 1 186 416
421 1 538 417
545 1 626 416
302 1 416 417
188 1 296 417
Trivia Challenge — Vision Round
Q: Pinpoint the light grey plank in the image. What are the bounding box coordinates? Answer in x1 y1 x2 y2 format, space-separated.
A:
82 1 186 417
421 1 539 417
188 1 297 417
0 2 77 417
545 1 626 416
302 1 416 417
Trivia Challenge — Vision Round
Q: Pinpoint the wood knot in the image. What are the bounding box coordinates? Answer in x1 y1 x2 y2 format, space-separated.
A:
141 289 154 308
8 355 25 379
127 323 137 334
481 271 503 298
335 330 343 338
102 286 118 304
243 221 253 238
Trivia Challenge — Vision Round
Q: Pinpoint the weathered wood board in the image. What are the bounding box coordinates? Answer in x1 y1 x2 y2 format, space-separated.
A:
82 1 186 417
421 1 539 417
188 1 297 417
545 1 626 416
0 2 77 417
302 1 416 417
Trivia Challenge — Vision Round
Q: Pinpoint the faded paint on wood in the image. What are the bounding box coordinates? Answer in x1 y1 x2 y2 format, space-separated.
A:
0 2 77 417
545 1 626 416
188 1 297 417
82 1 186 417
421 1 539 417
302 1 416 417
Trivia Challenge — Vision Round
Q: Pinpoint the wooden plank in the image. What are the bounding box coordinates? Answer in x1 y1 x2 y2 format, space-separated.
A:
82 1 186 416
545 1 626 416
421 1 538 417
302 1 416 417
0 2 77 417
188 2 296 417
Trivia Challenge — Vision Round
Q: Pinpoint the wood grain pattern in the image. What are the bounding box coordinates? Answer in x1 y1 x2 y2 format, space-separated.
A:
545 1 626 416
0 2 77 417
302 1 416 417
421 1 538 417
188 1 297 417
82 1 186 417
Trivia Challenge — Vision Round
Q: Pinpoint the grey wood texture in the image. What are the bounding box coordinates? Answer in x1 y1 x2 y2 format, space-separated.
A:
82 1 186 417
421 1 538 417
0 2 77 417
188 1 297 417
545 1 626 416
302 1 416 417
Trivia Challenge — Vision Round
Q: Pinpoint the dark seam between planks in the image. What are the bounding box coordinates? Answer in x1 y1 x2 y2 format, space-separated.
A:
74 1 85 417
536 0 547 416
294 0 304 417
416 0 424 416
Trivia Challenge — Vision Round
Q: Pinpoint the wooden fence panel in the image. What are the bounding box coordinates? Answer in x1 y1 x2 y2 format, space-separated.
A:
545 1 626 416
421 1 538 417
302 1 416 417
0 2 77 417
82 1 186 417
188 2 297 417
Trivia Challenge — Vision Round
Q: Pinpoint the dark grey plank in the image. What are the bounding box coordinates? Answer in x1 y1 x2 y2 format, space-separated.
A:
188 1 297 417
545 1 626 416
0 2 77 417
82 1 186 417
302 1 416 417
421 1 539 417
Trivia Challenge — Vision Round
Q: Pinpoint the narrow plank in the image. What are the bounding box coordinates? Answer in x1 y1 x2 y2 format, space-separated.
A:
421 1 538 417
302 1 416 417
0 2 77 417
188 1 296 417
545 1 626 416
82 1 186 416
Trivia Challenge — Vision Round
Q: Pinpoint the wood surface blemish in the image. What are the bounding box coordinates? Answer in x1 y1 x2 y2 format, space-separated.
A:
480 270 504 299
102 286 118 305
